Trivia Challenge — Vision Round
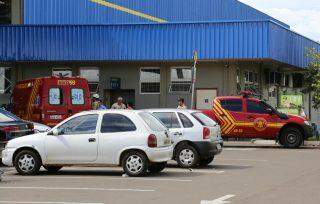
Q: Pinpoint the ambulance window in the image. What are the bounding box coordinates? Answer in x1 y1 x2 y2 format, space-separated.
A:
220 99 243 112
49 88 63 105
71 89 85 105
247 100 268 114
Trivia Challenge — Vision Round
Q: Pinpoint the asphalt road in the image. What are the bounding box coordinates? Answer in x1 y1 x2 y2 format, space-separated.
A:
1 146 319 204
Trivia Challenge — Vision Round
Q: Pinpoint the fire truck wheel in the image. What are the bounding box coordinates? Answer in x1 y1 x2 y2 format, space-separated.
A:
14 150 41 175
175 145 200 168
43 166 63 173
281 128 303 148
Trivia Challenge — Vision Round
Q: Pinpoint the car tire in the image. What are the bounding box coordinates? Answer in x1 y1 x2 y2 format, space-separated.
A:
281 128 303 148
175 145 200 168
43 166 63 173
14 150 41 175
122 151 148 177
200 156 214 166
148 162 167 174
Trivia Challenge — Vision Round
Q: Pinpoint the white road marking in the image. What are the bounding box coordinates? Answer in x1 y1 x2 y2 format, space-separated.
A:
216 158 268 162
164 168 225 174
0 202 103 204
0 187 155 192
3 176 192 182
224 148 258 151
201 195 235 204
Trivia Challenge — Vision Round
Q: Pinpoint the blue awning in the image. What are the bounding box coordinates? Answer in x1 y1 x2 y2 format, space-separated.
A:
0 21 319 68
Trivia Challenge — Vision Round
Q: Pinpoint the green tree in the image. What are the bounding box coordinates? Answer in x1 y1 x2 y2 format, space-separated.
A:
304 49 320 109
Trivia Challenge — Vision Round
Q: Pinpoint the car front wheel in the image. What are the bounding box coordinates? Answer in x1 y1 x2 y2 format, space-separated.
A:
14 150 41 175
122 151 148 177
281 128 303 148
175 145 200 168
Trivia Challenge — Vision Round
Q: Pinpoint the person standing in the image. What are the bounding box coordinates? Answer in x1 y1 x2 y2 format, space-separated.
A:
177 98 187 109
98 100 107 110
91 94 100 110
111 97 127 109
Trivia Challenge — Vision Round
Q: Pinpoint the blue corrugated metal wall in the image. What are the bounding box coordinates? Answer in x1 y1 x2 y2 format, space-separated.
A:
23 0 289 28
0 21 318 67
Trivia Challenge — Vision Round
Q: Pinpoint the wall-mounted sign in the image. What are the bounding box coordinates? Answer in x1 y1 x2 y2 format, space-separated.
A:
110 77 121 90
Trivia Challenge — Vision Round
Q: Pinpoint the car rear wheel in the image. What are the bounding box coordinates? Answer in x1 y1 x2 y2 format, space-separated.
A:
200 156 214 166
281 128 303 148
175 145 200 168
43 166 63 173
148 162 167 174
14 150 41 175
122 151 148 177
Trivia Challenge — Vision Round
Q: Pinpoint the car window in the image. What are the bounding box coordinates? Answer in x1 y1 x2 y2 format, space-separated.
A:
220 99 243 112
247 100 268 114
71 88 85 105
0 109 20 122
49 88 63 105
101 114 136 133
139 112 167 131
178 113 194 128
57 114 98 135
192 112 217 127
152 112 181 129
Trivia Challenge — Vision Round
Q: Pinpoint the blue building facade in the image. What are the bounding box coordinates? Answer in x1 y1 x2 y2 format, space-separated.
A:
0 0 320 123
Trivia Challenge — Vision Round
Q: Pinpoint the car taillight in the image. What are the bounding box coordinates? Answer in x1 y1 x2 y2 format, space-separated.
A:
148 134 157 148
1 126 19 133
203 127 211 139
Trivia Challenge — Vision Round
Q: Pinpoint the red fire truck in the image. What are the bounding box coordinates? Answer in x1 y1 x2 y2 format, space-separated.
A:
203 92 313 148
12 76 91 127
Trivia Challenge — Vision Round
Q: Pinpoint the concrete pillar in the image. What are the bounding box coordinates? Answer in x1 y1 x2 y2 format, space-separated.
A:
159 64 168 108
223 63 237 96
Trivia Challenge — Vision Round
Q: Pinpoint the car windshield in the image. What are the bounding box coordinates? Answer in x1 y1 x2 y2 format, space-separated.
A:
138 112 167 132
191 112 217 127
0 109 20 122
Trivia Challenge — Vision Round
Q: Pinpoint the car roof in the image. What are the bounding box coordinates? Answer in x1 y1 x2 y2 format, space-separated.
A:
144 108 200 114
76 109 147 116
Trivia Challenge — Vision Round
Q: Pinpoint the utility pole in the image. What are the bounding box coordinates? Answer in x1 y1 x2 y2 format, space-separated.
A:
190 51 198 109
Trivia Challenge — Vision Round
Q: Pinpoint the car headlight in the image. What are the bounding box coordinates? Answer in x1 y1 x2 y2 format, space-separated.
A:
304 121 311 126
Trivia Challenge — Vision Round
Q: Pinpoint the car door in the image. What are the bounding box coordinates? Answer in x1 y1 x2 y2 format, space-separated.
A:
152 112 183 143
244 99 279 138
45 114 99 164
214 98 246 137
98 113 138 164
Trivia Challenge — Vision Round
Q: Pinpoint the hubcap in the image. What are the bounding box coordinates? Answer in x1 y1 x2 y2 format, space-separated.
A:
18 154 35 173
126 155 143 174
287 133 297 144
179 149 195 166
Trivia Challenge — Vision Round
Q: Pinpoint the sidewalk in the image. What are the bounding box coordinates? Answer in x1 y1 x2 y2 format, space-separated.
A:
224 140 320 148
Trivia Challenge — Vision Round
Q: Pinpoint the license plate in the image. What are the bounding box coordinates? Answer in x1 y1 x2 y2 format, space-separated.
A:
49 115 62 120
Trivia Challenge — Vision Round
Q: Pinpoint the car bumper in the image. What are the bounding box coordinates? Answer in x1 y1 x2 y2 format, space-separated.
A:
1 148 16 167
146 146 173 163
194 141 222 159
303 124 314 139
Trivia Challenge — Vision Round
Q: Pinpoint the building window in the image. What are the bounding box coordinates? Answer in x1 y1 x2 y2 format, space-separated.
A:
140 68 160 94
0 0 11 24
80 67 100 93
283 74 290 87
244 70 259 92
292 73 303 88
52 68 72 77
0 67 11 94
169 67 192 93
266 71 282 85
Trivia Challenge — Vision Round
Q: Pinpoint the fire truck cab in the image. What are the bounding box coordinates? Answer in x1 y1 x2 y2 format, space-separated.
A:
12 76 91 127
203 92 313 148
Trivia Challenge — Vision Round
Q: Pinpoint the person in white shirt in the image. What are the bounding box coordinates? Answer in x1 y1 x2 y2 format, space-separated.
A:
177 98 187 109
111 97 127 109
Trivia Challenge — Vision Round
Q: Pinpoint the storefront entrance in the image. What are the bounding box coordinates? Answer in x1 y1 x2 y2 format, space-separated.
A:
104 89 135 109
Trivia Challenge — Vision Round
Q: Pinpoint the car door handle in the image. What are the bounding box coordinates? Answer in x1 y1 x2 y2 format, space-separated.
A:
88 138 96 143
173 132 183 136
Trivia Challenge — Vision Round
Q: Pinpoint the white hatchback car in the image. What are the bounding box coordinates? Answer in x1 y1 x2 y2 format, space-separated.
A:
2 110 173 177
147 109 223 168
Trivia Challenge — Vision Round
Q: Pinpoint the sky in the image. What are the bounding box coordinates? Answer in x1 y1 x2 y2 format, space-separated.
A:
239 0 320 42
